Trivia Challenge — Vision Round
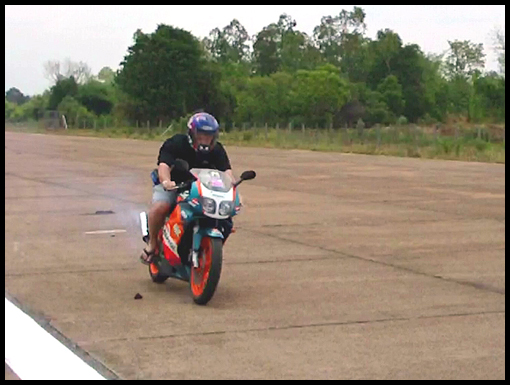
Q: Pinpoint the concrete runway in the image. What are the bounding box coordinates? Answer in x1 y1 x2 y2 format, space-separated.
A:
5 131 505 380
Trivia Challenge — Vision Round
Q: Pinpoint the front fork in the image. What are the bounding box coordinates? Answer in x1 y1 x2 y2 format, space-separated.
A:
191 225 224 268
191 225 200 268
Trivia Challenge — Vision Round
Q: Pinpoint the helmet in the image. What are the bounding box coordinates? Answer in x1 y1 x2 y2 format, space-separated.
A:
187 112 219 154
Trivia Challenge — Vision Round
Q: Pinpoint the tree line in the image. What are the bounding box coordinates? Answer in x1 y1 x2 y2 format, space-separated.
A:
5 7 506 129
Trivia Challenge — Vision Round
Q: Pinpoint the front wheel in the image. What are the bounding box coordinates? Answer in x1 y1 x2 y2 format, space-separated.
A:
190 237 223 305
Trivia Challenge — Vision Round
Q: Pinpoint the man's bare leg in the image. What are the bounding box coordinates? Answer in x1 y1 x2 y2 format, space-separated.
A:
147 201 171 252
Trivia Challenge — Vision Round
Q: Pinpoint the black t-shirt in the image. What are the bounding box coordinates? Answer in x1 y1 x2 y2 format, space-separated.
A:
157 134 231 183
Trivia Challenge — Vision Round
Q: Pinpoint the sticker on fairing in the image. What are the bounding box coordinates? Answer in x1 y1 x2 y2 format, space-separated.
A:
173 223 182 238
163 224 178 255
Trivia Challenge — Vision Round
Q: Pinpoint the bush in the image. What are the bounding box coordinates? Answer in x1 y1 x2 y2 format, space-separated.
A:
396 115 408 125
170 115 191 133
471 138 489 151
242 131 254 141
418 113 437 125
438 137 455 154
57 96 95 127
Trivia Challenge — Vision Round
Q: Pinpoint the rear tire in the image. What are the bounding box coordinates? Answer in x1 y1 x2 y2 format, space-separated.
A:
149 260 169 284
190 237 223 305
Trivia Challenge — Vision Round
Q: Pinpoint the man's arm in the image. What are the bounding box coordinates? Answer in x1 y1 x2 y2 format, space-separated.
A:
157 138 177 190
158 162 175 190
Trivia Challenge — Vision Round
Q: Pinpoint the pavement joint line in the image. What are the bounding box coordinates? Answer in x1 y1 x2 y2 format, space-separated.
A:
89 309 506 344
4 294 119 380
246 228 506 296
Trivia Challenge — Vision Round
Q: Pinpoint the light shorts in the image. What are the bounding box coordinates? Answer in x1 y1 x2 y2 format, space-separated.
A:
152 184 177 205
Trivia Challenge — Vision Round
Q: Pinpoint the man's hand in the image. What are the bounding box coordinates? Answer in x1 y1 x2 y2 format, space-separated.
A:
161 180 176 190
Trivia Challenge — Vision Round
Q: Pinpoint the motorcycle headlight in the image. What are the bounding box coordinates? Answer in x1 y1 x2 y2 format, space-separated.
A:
219 201 234 216
201 197 216 214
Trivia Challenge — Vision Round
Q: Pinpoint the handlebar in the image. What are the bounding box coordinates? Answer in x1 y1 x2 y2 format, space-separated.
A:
164 178 195 193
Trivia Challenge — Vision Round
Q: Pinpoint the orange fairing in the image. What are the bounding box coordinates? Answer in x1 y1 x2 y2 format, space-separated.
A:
161 205 185 266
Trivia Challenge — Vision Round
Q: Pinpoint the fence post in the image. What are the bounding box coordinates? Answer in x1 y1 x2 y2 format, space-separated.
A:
413 124 419 152
93 119 96 130
435 123 440 142
376 124 381 149
265 123 268 140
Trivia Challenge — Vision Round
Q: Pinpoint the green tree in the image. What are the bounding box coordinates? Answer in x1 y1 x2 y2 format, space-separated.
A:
376 75 404 118
48 76 79 110
204 19 251 64
5 100 18 120
491 28 505 75
252 23 282 75
313 7 367 68
392 44 431 122
473 73 505 122
251 14 300 76
115 25 222 122
5 87 29 105
367 29 403 88
76 80 114 115
445 40 486 79
292 64 350 127
234 76 278 125
57 95 95 126
97 67 115 84
18 93 50 121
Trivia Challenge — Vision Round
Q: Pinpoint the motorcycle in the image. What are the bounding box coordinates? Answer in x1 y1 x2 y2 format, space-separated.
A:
140 160 256 305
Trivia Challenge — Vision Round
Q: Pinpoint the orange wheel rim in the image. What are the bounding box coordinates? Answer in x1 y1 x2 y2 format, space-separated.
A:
149 262 159 275
191 238 212 297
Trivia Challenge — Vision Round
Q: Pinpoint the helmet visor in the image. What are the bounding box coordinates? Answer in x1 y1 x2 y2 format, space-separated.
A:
195 131 215 146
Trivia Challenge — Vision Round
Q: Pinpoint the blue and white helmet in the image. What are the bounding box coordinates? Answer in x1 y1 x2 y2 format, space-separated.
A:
187 112 220 154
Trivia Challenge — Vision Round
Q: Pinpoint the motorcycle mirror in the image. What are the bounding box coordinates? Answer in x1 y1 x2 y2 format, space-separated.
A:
234 170 256 187
240 170 256 181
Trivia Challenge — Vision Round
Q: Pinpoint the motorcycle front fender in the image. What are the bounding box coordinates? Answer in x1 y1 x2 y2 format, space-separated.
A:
192 227 224 252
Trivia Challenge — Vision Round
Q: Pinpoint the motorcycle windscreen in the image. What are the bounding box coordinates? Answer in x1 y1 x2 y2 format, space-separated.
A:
190 168 233 193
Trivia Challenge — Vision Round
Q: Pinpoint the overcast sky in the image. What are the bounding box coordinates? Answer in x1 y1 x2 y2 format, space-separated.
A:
5 5 505 96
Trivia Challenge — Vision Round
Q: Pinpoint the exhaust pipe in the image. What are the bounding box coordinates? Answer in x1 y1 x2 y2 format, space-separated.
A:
140 212 149 243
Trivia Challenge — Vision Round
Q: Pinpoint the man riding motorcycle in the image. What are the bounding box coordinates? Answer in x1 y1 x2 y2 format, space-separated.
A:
140 111 235 265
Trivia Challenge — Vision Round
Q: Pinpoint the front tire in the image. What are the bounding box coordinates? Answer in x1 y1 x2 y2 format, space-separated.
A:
190 237 223 305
